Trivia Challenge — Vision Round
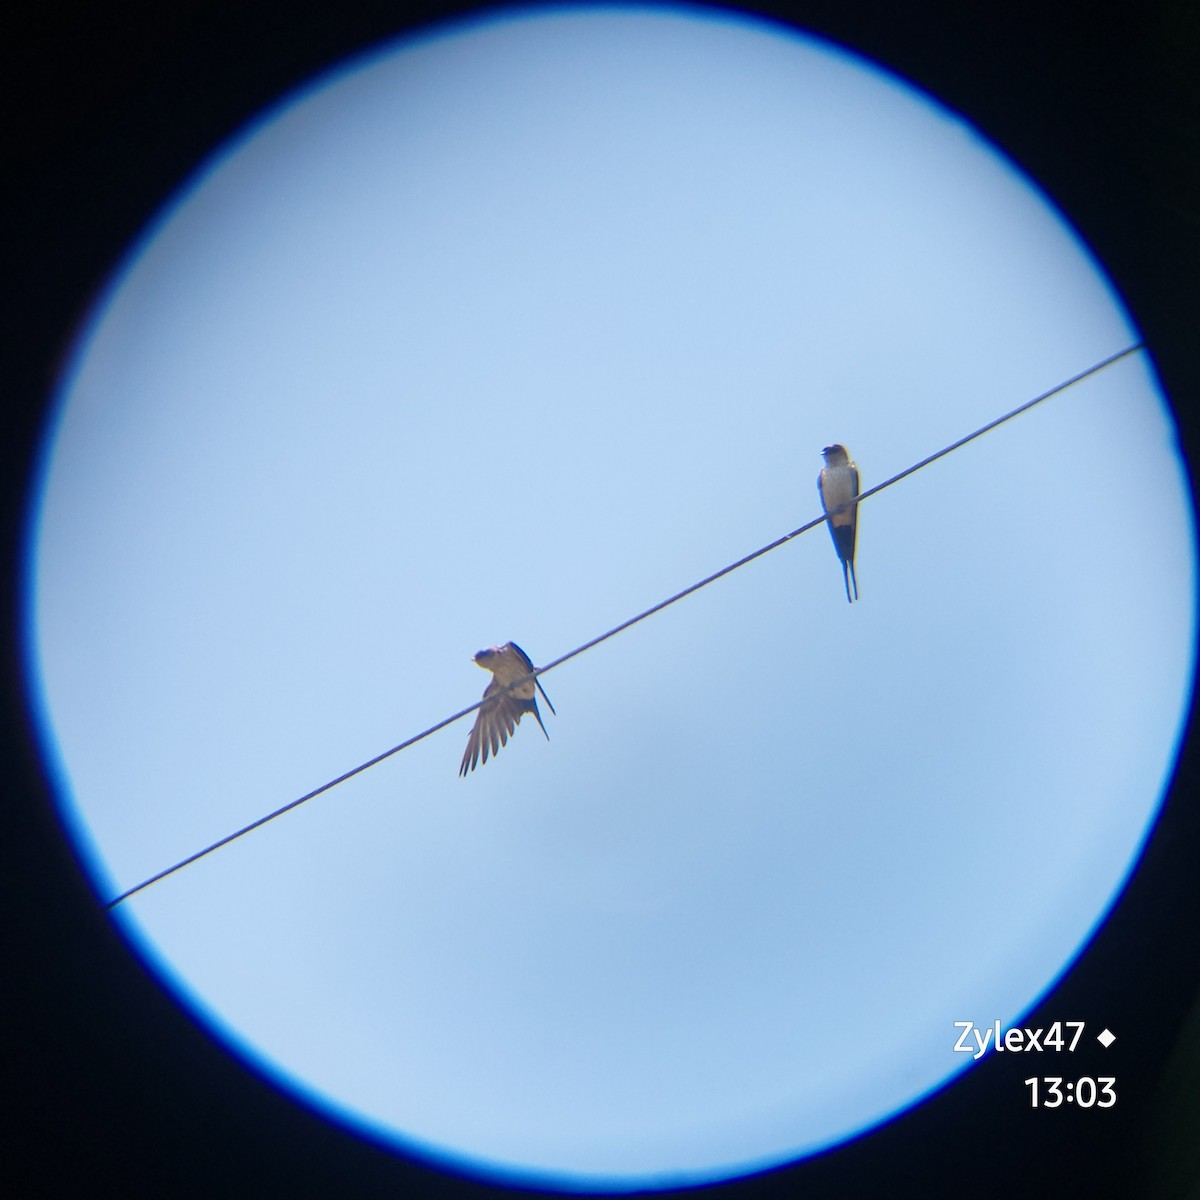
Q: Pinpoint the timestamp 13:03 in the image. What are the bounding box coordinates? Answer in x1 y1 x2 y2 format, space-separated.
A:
1024 1077 1116 1108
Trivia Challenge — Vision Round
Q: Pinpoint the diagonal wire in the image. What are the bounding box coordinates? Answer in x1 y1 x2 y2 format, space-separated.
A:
105 342 1144 909
519 342 1146 680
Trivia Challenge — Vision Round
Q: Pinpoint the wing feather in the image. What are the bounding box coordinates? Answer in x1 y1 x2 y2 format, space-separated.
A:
459 678 536 775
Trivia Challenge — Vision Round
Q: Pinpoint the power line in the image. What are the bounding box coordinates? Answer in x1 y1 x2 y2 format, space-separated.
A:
105 342 1145 909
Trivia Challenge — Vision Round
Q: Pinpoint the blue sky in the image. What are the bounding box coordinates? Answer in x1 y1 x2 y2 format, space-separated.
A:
25 5 1196 1191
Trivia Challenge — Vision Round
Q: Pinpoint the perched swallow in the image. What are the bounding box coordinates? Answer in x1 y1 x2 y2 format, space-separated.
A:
459 642 555 776
818 443 860 603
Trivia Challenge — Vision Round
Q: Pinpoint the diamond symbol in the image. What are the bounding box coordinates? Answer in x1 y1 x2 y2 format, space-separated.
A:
1097 1028 1116 1048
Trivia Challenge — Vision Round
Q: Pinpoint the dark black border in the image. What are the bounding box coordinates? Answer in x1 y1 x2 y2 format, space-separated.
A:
5 3 1198 1197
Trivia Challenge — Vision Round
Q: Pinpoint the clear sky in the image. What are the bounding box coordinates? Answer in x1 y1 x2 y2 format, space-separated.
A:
24 5 1196 1192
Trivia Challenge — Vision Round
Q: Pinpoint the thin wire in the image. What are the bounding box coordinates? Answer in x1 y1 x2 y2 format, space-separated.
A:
104 702 489 908
105 342 1144 909
530 342 1145 678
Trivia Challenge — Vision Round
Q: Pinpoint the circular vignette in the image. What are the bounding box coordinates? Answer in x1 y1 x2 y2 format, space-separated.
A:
9 2 1200 1200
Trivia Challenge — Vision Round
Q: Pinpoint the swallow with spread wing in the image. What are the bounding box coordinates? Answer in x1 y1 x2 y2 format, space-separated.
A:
459 642 555 775
818 443 860 603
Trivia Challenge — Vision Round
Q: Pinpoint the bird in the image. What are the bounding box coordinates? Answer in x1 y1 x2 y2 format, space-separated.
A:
459 642 555 775
818 443 860 602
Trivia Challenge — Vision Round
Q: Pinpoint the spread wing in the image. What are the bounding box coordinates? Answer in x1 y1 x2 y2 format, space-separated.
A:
459 679 532 776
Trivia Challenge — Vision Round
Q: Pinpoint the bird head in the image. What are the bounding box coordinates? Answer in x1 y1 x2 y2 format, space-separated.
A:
821 444 850 465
